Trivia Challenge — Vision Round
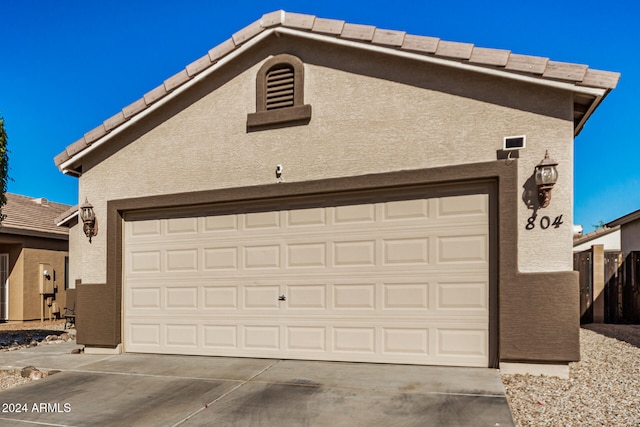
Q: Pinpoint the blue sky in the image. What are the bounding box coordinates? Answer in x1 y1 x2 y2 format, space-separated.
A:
1 0 638 231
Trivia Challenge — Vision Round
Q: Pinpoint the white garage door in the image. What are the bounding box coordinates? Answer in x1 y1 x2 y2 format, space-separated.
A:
123 193 490 366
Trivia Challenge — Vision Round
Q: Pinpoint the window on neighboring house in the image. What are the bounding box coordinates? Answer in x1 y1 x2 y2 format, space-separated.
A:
247 54 312 131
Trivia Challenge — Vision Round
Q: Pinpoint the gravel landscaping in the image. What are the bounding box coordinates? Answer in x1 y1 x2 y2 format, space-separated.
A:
502 325 640 426
0 320 75 390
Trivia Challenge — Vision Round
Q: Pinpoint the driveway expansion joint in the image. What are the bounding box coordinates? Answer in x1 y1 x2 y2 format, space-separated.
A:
171 359 283 427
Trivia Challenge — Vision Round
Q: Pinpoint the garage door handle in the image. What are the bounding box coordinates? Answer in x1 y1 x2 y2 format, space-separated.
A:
278 295 287 301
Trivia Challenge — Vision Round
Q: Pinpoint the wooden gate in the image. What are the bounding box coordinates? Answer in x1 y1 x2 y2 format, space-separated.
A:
575 249 640 324
574 251 593 324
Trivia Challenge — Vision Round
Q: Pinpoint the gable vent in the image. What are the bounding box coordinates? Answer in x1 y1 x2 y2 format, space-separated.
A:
266 65 294 110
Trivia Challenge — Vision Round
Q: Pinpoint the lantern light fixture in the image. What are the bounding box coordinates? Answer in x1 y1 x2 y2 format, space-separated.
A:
80 198 98 243
534 150 559 208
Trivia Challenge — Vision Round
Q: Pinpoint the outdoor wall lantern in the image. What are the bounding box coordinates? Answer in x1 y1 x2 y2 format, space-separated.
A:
534 150 559 208
80 198 98 243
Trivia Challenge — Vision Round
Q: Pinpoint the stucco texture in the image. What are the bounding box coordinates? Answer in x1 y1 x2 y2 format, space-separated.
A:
77 35 575 284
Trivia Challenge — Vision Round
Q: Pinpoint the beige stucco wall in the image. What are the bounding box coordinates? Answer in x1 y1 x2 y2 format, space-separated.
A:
77 39 575 283
621 221 640 256
22 248 69 321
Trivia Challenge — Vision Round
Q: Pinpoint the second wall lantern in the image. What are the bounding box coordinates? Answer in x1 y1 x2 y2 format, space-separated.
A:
80 198 98 243
534 150 559 208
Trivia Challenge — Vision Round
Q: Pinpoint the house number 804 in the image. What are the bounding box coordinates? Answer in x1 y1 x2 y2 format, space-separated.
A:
525 214 563 230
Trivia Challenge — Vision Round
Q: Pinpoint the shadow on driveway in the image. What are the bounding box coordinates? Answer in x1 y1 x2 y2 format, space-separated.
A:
0 343 514 426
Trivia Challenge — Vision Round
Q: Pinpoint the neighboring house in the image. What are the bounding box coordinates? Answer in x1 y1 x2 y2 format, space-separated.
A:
573 226 621 252
0 193 71 322
607 209 640 256
574 209 640 325
53 11 619 374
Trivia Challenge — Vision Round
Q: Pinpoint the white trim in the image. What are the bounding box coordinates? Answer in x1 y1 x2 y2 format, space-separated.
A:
503 135 526 151
60 26 608 174
57 210 79 227
84 344 123 355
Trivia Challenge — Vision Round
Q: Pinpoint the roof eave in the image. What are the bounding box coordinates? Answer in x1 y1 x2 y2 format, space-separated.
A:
607 209 640 228
55 208 79 227
56 18 617 174
0 227 69 241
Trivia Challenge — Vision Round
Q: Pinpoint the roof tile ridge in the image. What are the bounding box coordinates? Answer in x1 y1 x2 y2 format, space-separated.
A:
54 10 621 169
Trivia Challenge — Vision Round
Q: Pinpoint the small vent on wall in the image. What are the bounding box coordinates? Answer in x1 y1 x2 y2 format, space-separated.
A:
266 65 294 110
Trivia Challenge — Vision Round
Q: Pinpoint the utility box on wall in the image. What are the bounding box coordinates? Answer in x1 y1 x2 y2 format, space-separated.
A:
39 263 54 295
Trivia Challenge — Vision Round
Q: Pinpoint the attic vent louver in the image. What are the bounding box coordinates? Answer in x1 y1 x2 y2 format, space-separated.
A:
265 65 295 110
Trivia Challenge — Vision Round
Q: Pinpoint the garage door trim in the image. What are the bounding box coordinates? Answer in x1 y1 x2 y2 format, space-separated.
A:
87 161 513 366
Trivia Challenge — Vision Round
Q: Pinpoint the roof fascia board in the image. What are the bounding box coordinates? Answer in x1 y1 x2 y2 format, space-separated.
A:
574 92 606 137
607 209 640 228
56 210 79 227
60 26 608 173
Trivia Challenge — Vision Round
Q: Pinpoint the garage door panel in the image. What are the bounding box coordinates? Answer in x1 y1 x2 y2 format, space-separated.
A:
383 199 430 220
131 220 162 236
286 243 327 268
286 207 327 227
166 324 198 347
383 328 429 354
166 249 198 271
437 194 488 217
130 251 162 273
382 283 430 309
244 285 281 309
437 235 488 264
244 245 281 269
286 326 326 351
333 240 376 266
437 282 488 311
124 192 490 367
333 284 376 309
203 325 238 348
124 318 488 365
286 285 326 309
243 325 280 349
204 247 239 270
333 327 376 353
334 204 376 224
437 327 488 358
203 286 238 309
383 237 429 265
129 323 161 347
130 287 162 309
204 214 238 232
245 211 280 229
166 286 198 309
167 217 199 234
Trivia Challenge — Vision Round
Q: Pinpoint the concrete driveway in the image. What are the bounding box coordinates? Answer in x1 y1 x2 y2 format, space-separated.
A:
0 342 514 426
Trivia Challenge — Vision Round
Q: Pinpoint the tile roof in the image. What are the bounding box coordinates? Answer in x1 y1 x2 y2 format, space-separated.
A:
0 193 72 238
573 225 620 247
54 10 620 170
